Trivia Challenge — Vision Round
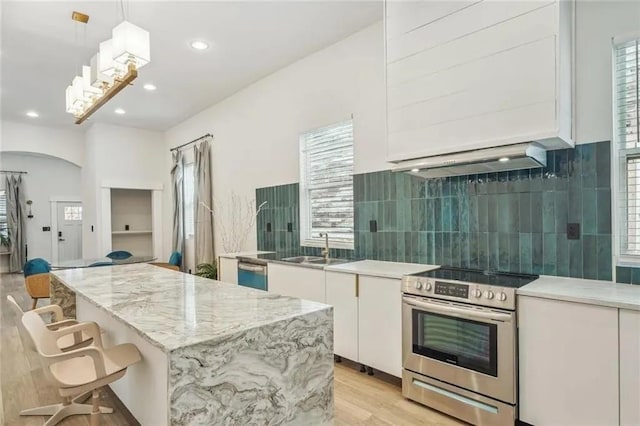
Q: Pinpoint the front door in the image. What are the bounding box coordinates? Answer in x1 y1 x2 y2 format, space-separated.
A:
57 202 82 262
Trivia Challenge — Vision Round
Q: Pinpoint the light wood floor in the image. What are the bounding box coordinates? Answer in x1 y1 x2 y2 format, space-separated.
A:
1 273 464 425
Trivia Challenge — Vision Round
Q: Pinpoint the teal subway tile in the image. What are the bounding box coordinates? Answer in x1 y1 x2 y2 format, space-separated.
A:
383 200 397 231
478 232 489 270
434 232 444 265
567 185 582 223
487 194 498 232
542 191 555 233
568 240 583 278
442 198 452 232
497 233 509 271
543 234 557 275
441 232 451 265
554 191 568 234
396 232 406 262
596 141 611 189
631 268 640 285
459 194 469 233
434 198 442 232
451 233 461 267
411 199 426 231
468 233 479 269
530 167 543 192
488 232 499 271
519 233 533 274
519 193 531 233
582 189 597 234
617 266 632 284
451 197 460 232
468 195 478 233
426 232 434 264
530 192 543 233
555 234 569 277
554 150 568 190
531 233 544 275
509 233 520 273
442 178 451 197
582 235 598 279
596 189 611 234
426 199 435 231
597 235 612 281
460 232 470 268
580 143 596 188
411 176 425 199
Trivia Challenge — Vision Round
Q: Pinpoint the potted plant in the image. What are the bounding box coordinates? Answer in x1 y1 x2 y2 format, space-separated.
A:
195 262 218 280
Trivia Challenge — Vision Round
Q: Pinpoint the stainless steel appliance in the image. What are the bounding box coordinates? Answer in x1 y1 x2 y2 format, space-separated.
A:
401 267 538 425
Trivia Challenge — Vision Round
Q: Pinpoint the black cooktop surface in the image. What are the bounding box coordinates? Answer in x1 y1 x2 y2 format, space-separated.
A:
413 267 538 288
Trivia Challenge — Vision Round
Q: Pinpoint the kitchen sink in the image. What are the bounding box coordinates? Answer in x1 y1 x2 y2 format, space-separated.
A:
307 258 352 266
281 256 325 263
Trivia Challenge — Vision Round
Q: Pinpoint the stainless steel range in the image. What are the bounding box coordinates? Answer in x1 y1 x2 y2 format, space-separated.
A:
401 267 538 426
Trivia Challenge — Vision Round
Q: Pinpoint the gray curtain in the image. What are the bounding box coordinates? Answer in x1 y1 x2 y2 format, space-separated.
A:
6 175 26 272
194 139 214 266
171 151 185 267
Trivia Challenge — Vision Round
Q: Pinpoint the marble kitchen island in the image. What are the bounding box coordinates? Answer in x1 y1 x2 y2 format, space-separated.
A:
50 264 333 425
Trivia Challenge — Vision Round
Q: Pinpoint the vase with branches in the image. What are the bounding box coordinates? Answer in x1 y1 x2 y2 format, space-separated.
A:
200 192 267 254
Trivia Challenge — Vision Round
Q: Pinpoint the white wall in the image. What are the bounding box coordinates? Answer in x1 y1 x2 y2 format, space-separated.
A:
0 152 82 262
82 123 165 258
575 0 640 144
164 22 386 256
0 120 85 167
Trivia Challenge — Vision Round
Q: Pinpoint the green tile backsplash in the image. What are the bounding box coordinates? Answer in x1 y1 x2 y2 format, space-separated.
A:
256 141 615 281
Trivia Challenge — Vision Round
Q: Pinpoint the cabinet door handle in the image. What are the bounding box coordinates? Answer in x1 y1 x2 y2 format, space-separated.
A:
355 274 359 298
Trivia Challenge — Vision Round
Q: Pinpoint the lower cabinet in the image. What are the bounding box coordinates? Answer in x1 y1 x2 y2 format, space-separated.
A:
325 271 358 362
267 263 325 303
218 257 238 284
620 309 640 426
358 276 403 378
518 296 619 426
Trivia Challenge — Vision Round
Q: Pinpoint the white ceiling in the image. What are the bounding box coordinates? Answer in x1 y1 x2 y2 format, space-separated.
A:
1 1 382 130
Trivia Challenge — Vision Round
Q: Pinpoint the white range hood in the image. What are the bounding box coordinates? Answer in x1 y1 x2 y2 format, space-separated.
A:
391 143 547 179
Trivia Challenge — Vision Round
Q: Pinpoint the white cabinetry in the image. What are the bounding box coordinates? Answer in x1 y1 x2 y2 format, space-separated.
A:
218 257 238 284
620 309 640 426
385 0 573 162
267 263 325 303
518 296 619 426
325 271 359 362
358 276 402 378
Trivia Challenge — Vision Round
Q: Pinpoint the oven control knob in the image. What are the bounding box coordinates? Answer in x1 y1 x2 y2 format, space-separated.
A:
498 292 507 302
485 290 495 300
414 281 423 290
473 289 482 298
424 282 432 291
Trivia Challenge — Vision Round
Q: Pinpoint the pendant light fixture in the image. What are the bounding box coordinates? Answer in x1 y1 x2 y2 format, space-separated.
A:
64 3 150 125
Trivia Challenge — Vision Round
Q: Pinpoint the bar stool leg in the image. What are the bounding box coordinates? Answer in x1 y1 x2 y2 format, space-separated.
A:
90 389 101 426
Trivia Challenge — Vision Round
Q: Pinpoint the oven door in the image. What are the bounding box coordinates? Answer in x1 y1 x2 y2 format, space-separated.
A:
402 295 516 404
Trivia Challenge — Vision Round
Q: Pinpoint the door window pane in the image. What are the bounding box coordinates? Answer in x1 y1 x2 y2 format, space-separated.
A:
64 206 82 221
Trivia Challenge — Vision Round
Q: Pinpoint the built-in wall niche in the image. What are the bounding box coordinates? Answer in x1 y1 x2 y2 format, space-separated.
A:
110 188 153 256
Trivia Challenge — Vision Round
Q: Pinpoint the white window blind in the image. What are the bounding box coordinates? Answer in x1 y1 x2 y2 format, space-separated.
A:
300 120 354 248
615 37 640 257
184 163 195 238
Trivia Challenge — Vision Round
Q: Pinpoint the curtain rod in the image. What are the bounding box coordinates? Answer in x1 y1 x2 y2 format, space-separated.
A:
0 170 27 174
170 133 214 152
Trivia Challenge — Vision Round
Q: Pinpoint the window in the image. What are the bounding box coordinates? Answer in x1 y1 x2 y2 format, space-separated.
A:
299 119 354 249
0 190 7 241
615 36 640 258
184 162 195 238
64 206 82 221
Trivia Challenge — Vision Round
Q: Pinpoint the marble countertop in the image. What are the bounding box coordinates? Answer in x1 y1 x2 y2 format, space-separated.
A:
218 251 274 259
51 264 331 352
324 260 439 279
518 276 640 311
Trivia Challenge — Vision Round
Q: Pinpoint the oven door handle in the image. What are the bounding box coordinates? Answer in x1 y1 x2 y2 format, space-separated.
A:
402 296 513 323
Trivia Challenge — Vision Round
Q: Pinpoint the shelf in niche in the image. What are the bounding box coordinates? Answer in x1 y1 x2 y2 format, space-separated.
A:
112 230 152 235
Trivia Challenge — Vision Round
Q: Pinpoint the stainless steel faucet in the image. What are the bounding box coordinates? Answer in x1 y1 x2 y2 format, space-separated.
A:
319 233 329 261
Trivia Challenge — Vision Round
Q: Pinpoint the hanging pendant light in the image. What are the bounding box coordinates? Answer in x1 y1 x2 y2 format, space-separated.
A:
82 66 103 100
97 39 125 77
111 21 150 68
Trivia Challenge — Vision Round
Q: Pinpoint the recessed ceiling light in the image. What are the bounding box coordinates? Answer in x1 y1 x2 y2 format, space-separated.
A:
411 168 420 173
26 111 39 118
114 108 126 115
498 157 510 162
190 40 209 51
143 83 157 91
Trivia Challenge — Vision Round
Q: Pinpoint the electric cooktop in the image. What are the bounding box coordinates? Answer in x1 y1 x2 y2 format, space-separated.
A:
411 266 539 289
